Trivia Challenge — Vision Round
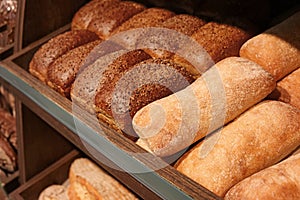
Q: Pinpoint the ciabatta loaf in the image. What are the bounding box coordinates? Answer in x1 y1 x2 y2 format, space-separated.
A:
268 67 300 110
68 158 137 200
225 153 300 200
240 11 300 81
175 101 300 197
133 57 275 156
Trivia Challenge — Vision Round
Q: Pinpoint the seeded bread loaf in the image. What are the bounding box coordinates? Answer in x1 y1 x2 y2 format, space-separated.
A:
29 30 99 82
46 40 102 98
87 1 146 39
71 0 120 30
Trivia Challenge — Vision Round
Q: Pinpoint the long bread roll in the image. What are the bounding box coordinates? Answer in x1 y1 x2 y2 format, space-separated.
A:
225 153 300 200
175 100 300 197
132 57 275 156
268 67 300 110
240 11 300 81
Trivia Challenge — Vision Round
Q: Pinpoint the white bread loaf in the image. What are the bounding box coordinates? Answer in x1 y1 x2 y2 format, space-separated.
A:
68 158 137 200
225 153 300 200
38 185 69 200
133 57 275 156
175 100 300 197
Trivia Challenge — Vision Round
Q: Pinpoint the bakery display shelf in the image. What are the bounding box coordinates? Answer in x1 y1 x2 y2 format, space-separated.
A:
0 28 221 199
9 149 80 200
0 44 14 55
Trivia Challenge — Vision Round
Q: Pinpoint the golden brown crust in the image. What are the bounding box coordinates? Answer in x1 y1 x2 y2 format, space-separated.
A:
175 101 300 197
142 14 206 59
225 153 300 200
46 40 102 98
132 57 275 156
71 0 120 30
268 68 300 110
111 8 175 35
69 158 138 200
29 30 99 83
87 1 146 39
240 11 300 81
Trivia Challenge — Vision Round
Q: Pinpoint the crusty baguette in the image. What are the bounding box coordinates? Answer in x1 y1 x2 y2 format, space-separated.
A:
68 158 137 200
29 30 99 83
175 100 300 197
87 1 146 39
132 57 275 156
71 0 120 30
268 67 300 110
46 40 102 98
38 185 69 200
240 11 300 81
225 153 300 200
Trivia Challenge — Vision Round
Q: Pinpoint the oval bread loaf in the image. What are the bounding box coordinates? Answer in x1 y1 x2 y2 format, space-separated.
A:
133 57 275 156
175 100 300 197
224 153 300 200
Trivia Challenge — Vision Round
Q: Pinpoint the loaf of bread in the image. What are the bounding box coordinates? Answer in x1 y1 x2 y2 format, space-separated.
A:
175 100 300 197
240 11 300 81
108 7 175 50
68 158 137 200
95 58 196 138
225 153 300 200
132 57 275 156
29 30 99 82
268 67 300 110
173 21 254 77
71 0 120 30
87 1 146 39
0 133 16 173
0 108 16 149
46 39 102 98
38 185 69 200
141 14 206 59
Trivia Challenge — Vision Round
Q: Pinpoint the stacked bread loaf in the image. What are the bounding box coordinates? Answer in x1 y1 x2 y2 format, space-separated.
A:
38 158 137 200
28 0 300 198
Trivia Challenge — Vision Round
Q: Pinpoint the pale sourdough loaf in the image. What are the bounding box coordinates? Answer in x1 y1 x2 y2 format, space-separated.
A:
175 100 300 197
71 0 120 30
46 40 102 98
133 57 275 156
240 11 300 81
268 67 300 110
225 153 300 200
68 158 137 200
87 1 146 39
38 185 69 200
29 30 99 82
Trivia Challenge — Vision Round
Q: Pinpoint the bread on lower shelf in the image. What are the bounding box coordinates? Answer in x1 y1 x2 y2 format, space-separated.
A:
175 100 300 197
224 153 300 200
39 158 138 200
240 11 300 81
